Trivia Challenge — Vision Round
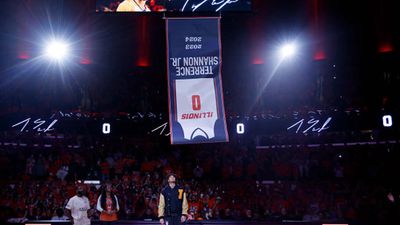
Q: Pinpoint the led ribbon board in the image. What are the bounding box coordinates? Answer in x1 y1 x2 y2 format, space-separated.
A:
96 0 252 12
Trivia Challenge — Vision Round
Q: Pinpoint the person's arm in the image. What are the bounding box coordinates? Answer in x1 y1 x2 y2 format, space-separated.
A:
181 192 189 223
158 193 165 224
96 195 104 212
65 209 73 222
65 198 73 222
85 197 92 218
114 195 120 212
182 193 189 216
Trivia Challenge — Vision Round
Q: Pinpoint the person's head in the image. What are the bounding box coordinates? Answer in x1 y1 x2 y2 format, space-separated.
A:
56 208 64 217
76 186 84 197
166 173 177 185
246 209 252 218
106 184 112 193
225 208 231 216
145 208 152 215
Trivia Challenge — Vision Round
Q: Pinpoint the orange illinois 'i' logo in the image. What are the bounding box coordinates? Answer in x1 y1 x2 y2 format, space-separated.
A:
178 189 184 199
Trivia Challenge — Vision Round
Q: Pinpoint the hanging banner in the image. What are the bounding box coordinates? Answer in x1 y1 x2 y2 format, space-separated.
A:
166 18 229 144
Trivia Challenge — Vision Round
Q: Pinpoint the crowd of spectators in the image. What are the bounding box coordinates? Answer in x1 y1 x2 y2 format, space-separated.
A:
1 139 399 224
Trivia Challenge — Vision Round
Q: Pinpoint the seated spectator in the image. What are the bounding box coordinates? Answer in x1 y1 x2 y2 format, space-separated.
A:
51 208 69 220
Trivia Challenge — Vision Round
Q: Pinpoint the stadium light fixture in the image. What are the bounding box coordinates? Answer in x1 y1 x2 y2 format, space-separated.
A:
44 40 70 61
279 43 297 59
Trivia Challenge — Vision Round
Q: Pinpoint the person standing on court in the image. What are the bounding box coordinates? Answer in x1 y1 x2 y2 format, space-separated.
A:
65 186 91 225
97 183 120 225
158 174 188 225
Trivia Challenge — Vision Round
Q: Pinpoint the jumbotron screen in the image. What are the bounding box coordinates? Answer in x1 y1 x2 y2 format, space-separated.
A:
96 0 252 12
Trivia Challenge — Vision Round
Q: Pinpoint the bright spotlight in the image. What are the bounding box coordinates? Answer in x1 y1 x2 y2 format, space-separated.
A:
279 43 296 59
45 40 69 61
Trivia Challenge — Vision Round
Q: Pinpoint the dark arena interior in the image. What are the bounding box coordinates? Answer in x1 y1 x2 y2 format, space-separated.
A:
0 1 399 225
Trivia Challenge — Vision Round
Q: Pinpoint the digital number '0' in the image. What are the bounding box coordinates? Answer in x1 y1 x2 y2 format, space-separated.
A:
382 115 393 127
236 123 245 134
102 123 111 134
192 95 201 111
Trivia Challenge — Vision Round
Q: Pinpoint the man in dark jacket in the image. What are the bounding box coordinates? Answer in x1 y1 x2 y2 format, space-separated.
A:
158 174 188 225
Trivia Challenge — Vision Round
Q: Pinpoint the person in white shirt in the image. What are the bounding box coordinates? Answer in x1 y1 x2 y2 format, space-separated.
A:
116 0 151 12
65 186 91 225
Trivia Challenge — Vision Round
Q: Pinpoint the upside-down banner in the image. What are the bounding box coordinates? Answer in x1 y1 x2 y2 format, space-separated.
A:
166 18 229 144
